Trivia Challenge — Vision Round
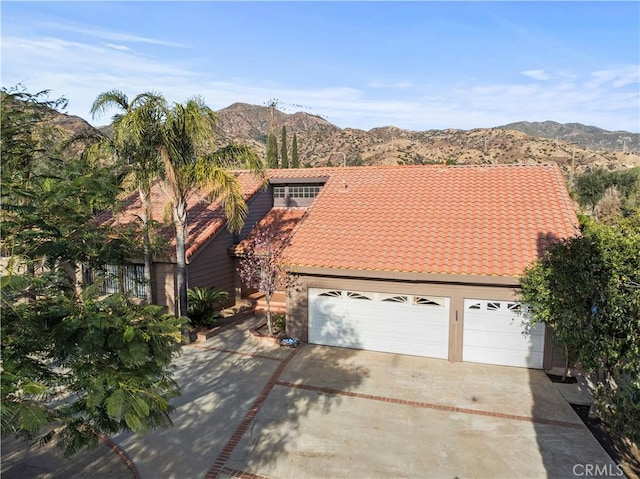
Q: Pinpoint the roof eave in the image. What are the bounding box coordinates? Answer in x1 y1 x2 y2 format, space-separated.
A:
284 265 521 287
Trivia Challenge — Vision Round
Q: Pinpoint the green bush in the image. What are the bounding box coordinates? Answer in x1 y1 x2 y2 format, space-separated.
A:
272 313 286 334
187 287 228 328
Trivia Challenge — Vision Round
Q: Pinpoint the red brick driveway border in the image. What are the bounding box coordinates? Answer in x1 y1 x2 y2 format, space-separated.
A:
275 380 588 430
108 311 588 478
206 346 302 479
98 311 266 479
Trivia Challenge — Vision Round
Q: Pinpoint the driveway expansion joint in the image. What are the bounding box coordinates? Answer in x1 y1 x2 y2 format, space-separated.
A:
275 380 587 430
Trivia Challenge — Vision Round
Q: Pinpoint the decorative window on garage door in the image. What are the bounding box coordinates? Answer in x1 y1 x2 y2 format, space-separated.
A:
317 290 342 298
380 294 409 303
413 296 446 307
346 291 373 300
487 302 501 311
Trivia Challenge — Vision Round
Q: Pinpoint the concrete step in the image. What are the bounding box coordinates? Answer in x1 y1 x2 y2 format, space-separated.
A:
254 301 286 313
244 291 286 313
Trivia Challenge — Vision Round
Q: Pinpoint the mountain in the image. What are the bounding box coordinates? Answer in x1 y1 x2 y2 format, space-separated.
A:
212 103 640 173
15 97 637 174
497 120 640 153
1 91 106 162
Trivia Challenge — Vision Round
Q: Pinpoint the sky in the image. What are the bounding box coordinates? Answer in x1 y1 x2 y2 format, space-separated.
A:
2 1 639 132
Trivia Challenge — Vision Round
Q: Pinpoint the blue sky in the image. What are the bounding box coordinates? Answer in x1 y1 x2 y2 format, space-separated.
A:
2 1 639 132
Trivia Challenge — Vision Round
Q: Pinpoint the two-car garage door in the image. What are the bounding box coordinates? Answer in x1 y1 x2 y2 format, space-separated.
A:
309 288 450 359
308 288 545 369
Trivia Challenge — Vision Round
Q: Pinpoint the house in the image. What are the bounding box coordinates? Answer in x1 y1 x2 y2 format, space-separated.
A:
272 164 578 370
97 164 579 370
92 172 269 310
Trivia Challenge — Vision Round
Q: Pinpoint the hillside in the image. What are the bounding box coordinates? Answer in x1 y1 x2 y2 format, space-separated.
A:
1 91 106 162
497 120 640 153
214 103 640 174
12 97 638 175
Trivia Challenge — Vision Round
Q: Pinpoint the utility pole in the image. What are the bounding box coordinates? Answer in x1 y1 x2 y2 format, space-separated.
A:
265 98 280 134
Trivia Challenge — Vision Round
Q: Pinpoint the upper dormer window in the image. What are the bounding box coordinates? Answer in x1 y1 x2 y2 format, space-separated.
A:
273 186 286 198
289 185 321 198
272 183 323 206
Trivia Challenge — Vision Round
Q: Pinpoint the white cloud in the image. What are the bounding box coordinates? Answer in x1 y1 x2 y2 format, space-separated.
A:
102 43 130 51
37 21 186 48
588 66 639 89
521 69 551 81
2 30 638 132
367 80 413 89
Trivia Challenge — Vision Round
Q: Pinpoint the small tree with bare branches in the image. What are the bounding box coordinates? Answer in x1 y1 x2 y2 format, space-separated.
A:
238 220 287 336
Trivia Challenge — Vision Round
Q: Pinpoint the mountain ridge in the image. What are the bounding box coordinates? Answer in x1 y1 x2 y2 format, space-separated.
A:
42 101 640 173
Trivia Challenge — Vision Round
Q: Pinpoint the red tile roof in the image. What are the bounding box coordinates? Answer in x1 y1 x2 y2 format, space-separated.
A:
232 207 307 256
280 164 579 278
100 164 578 278
96 171 266 261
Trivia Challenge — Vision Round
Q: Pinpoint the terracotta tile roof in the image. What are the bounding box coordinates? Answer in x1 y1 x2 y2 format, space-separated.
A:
281 164 579 278
232 207 307 256
99 164 578 278
96 171 266 261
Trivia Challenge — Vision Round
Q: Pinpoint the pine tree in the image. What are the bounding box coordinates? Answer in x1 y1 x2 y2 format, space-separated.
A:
291 133 299 168
280 125 289 168
266 132 278 168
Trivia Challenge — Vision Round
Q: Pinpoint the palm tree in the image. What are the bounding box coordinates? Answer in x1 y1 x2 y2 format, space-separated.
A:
155 97 264 336
90 90 167 304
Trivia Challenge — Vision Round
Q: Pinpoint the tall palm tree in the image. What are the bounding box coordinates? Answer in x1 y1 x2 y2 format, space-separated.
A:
155 98 264 333
90 90 167 304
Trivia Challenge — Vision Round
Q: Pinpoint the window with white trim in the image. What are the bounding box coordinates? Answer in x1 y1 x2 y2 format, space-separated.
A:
289 185 321 198
273 186 286 198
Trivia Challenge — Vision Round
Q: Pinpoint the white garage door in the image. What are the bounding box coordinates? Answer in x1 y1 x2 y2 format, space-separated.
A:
463 299 545 369
309 288 450 359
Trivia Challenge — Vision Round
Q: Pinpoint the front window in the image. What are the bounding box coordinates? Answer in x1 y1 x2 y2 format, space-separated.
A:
84 264 147 300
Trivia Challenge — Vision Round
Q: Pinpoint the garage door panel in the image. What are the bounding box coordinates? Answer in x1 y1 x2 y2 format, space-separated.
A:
464 346 544 369
309 288 449 359
464 329 545 352
465 316 545 336
463 299 545 369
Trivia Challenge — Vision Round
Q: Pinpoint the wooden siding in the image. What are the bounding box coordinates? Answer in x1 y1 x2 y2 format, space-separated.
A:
239 187 274 239
288 274 553 368
186 188 274 307
187 229 236 307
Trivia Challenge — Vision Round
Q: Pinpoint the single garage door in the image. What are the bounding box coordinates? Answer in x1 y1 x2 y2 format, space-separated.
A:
308 288 450 359
463 299 545 369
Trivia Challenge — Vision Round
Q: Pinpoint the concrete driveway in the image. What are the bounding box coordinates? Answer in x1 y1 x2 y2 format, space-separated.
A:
112 316 619 479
